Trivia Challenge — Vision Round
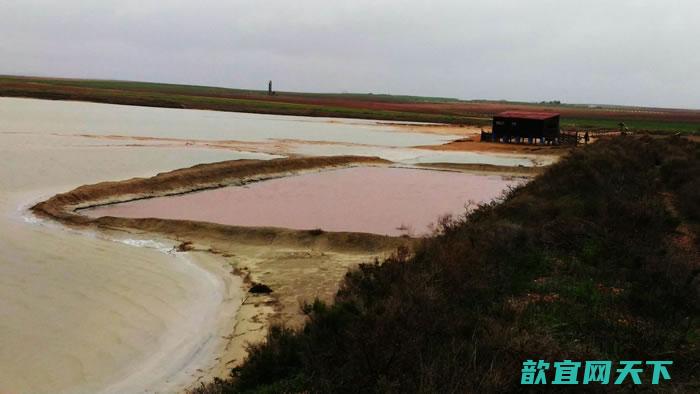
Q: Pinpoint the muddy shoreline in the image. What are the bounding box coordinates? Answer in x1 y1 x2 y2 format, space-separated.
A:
30 155 416 391
29 154 540 391
415 162 545 176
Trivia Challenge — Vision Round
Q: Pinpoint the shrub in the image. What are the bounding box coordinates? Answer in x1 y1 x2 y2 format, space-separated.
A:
202 136 699 393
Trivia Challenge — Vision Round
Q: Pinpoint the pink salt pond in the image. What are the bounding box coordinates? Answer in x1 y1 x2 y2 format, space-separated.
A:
84 167 518 237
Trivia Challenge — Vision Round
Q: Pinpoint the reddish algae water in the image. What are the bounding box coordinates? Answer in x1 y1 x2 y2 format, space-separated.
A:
84 167 517 236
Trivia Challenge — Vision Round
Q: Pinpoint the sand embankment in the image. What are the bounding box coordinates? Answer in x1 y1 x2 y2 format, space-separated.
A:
31 154 409 257
417 137 570 155
33 155 389 225
416 162 545 176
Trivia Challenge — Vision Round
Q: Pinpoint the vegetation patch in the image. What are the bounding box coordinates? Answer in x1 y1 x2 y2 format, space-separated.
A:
195 136 699 393
2 76 698 133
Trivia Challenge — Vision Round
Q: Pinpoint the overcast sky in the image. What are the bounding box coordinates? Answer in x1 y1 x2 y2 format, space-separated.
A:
1 1 698 108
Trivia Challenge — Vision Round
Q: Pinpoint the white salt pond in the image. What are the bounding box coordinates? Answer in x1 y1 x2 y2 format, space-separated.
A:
0 97 462 147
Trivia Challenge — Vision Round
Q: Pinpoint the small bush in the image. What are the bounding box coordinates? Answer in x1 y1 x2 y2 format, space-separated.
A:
206 136 700 393
249 283 273 294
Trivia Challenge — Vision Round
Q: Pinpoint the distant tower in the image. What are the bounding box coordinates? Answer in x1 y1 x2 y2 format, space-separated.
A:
268 80 272 95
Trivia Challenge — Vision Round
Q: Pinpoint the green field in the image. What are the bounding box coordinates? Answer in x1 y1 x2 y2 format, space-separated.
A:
561 118 700 134
0 76 481 124
1 75 698 134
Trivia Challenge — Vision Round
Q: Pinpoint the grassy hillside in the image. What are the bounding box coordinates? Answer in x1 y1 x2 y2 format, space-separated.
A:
0 75 478 125
1 75 699 133
197 136 699 392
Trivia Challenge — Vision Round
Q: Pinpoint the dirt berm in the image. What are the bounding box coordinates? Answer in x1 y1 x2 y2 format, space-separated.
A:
31 155 411 253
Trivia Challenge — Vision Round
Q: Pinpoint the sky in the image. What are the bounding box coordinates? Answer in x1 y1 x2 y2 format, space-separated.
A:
1 0 698 108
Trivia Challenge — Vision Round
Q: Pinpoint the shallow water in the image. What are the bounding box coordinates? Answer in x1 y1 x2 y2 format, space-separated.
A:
289 143 551 167
0 132 262 394
84 167 517 236
0 97 461 147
